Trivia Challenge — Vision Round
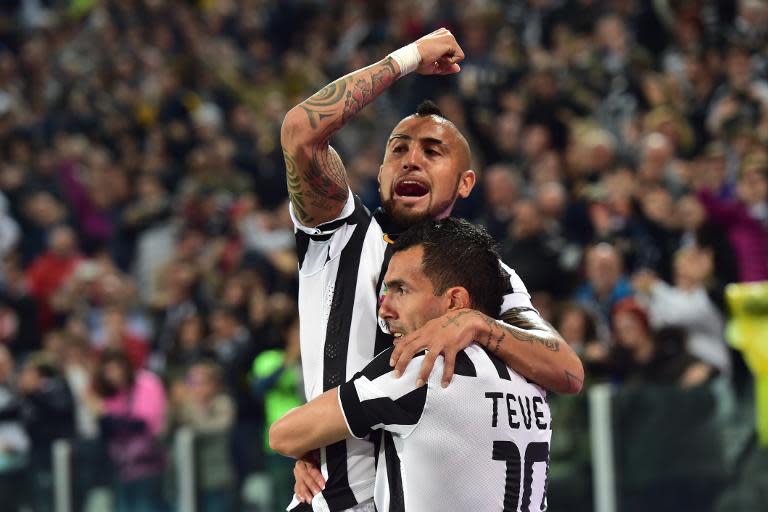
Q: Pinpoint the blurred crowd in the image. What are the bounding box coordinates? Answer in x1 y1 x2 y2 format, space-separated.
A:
0 0 766 510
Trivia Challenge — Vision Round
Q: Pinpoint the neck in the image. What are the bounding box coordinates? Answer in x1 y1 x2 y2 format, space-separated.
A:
434 201 456 220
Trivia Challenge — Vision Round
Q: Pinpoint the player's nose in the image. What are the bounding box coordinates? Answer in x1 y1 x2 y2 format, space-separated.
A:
379 294 397 319
403 146 423 171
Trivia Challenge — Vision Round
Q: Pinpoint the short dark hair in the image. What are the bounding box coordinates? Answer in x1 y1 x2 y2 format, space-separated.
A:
392 218 505 316
415 100 445 118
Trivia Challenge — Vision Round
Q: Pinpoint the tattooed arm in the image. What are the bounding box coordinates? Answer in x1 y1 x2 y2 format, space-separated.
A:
391 307 584 394
486 308 583 394
280 28 464 227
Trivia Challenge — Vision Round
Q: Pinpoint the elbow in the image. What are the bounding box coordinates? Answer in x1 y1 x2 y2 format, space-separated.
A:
562 358 585 395
268 420 301 458
280 107 313 149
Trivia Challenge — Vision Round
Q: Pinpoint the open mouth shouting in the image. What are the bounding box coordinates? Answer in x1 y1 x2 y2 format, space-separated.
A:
394 178 430 204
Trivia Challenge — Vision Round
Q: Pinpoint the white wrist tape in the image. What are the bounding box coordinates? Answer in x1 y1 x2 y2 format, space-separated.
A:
389 43 422 77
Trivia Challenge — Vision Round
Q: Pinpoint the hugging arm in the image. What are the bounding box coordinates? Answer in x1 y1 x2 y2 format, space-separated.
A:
390 307 584 394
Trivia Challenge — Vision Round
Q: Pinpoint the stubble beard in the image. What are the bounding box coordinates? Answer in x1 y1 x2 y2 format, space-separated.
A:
382 197 434 228
381 178 461 228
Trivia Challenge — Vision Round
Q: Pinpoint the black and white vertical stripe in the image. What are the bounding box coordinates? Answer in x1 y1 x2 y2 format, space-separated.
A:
338 344 551 512
291 194 393 511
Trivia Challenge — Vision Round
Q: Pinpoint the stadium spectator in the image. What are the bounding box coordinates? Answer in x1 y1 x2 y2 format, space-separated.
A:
633 246 731 377
596 298 715 388
695 150 768 282
676 192 739 305
0 345 27 512
574 243 633 328
86 349 168 512
16 350 76 512
25 225 83 331
170 360 237 512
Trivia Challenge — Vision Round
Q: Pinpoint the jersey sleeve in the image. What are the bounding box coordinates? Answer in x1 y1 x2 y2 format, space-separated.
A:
338 347 428 439
292 191 373 273
289 188 355 235
498 260 535 314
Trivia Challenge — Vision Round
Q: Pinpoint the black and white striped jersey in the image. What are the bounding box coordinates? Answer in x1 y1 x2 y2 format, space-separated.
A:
289 191 536 512
339 344 552 512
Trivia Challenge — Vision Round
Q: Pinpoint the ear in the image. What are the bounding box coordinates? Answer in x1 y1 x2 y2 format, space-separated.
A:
377 165 383 186
446 286 471 311
457 170 476 199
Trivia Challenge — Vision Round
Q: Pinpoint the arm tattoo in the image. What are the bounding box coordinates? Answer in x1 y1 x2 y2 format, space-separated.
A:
290 57 398 214
441 310 475 328
301 81 349 129
306 146 348 206
437 308 559 354
305 82 348 107
300 57 398 134
499 307 561 352
283 147 314 224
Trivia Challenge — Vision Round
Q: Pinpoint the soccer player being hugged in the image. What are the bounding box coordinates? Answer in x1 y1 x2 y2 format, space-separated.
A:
271 218 553 511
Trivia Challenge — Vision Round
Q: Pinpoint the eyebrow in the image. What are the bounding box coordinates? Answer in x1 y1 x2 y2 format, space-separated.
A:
388 134 447 147
384 278 406 289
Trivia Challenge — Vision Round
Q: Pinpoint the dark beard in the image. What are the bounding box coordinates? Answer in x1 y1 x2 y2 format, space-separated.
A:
381 198 433 228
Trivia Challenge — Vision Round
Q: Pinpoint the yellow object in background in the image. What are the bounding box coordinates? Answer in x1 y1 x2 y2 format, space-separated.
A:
726 281 768 445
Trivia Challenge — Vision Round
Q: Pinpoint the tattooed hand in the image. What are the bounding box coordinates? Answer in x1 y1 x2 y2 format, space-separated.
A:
389 306 583 393
389 309 483 388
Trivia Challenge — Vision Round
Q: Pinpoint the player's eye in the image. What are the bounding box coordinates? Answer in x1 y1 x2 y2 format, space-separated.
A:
425 148 441 156
392 144 407 153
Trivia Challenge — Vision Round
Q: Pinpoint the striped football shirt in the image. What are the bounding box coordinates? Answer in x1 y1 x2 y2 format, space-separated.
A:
339 344 552 512
289 191 536 511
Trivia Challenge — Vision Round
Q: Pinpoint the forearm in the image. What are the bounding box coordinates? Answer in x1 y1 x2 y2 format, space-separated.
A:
281 57 400 226
450 309 584 394
282 57 401 148
269 388 349 458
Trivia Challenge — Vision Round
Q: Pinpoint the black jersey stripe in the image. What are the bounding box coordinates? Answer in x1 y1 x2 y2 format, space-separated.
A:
453 350 477 377
340 375 427 437
485 351 512 381
373 242 396 356
357 347 427 382
321 196 372 511
296 231 311 269
499 263 514 294
521 441 550 512
383 432 405 512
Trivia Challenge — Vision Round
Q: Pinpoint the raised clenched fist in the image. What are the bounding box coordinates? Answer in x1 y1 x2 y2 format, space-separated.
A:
413 28 465 76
